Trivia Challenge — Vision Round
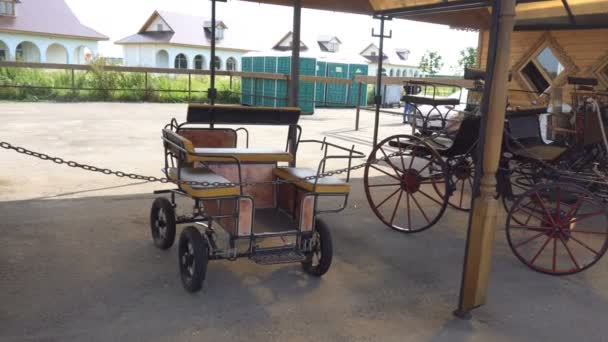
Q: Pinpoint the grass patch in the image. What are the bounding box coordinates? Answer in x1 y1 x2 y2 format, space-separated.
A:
0 59 241 104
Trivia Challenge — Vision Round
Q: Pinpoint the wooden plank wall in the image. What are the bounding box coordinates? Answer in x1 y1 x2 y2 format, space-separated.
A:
478 29 608 106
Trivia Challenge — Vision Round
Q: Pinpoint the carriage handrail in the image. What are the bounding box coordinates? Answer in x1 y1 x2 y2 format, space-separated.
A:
297 139 366 184
161 136 245 193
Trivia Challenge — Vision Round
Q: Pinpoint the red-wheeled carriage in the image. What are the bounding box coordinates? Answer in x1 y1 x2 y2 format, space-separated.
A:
364 76 608 275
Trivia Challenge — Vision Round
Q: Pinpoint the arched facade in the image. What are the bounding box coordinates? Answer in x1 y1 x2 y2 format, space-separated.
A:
73 45 93 64
211 56 222 70
174 53 188 69
194 55 205 70
226 57 237 71
0 39 9 60
46 43 68 64
16 41 40 63
156 50 169 68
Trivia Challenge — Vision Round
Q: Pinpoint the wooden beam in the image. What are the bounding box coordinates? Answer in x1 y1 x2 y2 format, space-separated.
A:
457 0 517 316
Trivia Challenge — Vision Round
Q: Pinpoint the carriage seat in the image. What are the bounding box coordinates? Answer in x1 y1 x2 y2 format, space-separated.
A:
505 108 567 161
273 167 350 194
166 167 240 198
510 145 567 161
193 147 293 163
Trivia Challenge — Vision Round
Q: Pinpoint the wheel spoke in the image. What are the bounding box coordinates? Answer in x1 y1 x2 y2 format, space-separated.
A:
570 229 608 235
380 147 402 177
406 192 412 229
459 179 465 208
570 209 607 224
410 193 431 224
368 183 402 188
514 230 547 248
569 235 601 256
397 137 407 173
417 188 444 207
552 237 557 273
558 235 581 270
533 192 557 227
390 190 404 225
509 225 552 232
530 236 552 266
369 164 402 182
375 188 401 210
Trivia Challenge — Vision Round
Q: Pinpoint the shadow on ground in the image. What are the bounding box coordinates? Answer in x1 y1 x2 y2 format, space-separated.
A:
1 177 608 341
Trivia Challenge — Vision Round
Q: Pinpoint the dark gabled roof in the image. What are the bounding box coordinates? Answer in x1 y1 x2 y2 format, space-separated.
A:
116 11 252 51
272 31 308 51
0 0 108 40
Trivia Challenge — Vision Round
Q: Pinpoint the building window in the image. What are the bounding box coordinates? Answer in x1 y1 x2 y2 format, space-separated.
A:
194 55 205 70
371 51 377 57
0 0 15 16
157 24 163 31
15 44 23 61
328 42 339 53
226 57 237 71
210 56 221 70
519 45 566 94
174 53 187 69
389 69 394 77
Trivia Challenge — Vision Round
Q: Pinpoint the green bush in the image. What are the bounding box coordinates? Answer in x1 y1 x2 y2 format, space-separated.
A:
0 59 242 104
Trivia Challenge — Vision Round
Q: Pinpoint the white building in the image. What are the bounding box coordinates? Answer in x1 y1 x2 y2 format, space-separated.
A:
116 11 252 71
360 43 421 78
0 0 107 64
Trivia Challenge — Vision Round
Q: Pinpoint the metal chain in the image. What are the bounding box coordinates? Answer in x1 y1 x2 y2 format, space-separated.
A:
0 141 401 189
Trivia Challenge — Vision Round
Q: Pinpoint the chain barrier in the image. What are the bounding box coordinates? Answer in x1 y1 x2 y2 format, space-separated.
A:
0 141 406 189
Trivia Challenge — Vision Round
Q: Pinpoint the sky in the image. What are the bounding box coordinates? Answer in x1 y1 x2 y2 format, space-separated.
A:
65 0 479 73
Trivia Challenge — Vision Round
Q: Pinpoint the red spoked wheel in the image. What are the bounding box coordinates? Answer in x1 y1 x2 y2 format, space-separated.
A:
506 182 608 275
433 154 475 211
364 134 449 233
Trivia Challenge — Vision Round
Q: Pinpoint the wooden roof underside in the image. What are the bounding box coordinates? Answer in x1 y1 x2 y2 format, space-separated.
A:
240 0 608 30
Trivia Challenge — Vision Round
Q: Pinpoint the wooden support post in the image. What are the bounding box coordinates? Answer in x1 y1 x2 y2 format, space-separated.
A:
456 0 516 317
356 82 363 131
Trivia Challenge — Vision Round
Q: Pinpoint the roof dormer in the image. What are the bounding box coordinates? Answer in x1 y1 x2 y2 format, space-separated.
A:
273 31 308 51
318 35 342 53
139 11 174 33
204 21 228 41
0 0 17 17
396 49 410 61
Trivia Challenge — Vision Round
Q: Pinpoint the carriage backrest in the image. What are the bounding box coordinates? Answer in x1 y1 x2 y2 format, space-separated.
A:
447 115 481 155
505 108 547 146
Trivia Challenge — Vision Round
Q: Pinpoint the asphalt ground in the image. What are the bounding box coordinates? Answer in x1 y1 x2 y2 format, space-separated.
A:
1 103 608 341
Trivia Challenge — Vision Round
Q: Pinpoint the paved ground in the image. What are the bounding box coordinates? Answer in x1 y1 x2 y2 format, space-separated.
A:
1 103 608 341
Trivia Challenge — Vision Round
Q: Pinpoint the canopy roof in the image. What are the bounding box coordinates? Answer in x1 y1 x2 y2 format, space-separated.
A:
241 0 608 30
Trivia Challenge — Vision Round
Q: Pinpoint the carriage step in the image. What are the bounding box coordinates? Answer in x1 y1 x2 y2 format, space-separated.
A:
251 248 305 265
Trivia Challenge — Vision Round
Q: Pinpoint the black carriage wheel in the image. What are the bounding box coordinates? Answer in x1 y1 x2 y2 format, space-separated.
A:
302 219 333 277
150 197 176 250
178 226 208 292
364 134 449 233
433 154 475 211
506 183 608 275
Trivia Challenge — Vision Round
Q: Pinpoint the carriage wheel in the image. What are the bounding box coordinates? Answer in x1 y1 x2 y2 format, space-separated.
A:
506 182 608 275
302 219 333 277
433 154 475 211
150 197 176 250
364 134 449 233
178 226 208 292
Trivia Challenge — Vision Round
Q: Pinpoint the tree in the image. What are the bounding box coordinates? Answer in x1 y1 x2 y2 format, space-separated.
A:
419 51 444 76
458 47 478 70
